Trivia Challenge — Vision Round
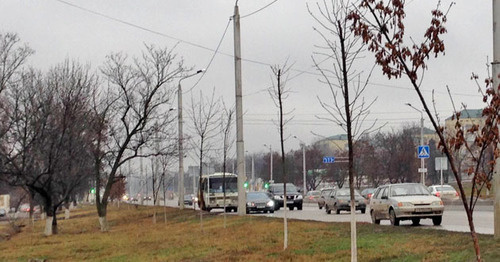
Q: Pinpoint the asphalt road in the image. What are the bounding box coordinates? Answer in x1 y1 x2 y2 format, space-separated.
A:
155 198 494 235
253 203 494 235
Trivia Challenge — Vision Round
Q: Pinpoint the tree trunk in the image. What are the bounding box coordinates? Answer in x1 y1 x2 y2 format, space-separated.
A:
52 209 58 235
99 216 109 232
44 215 53 236
65 208 70 220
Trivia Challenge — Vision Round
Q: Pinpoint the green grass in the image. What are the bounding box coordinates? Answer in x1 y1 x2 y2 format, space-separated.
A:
0 204 498 261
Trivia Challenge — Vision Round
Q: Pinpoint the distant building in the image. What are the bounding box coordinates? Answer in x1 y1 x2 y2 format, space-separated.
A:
444 109 484 142
444 109 485 182
314 134 348 153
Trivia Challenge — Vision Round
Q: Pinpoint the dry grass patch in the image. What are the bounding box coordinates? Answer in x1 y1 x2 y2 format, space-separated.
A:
0 203 498 261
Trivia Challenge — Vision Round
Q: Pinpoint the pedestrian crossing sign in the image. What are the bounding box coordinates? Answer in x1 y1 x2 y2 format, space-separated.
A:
418 145 430 159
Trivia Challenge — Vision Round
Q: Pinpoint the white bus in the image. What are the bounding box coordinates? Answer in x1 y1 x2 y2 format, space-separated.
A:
199 172 238 212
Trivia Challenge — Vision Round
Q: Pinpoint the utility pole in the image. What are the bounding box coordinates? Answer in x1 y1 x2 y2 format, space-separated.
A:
233 3 246 216
293 136 307 195
492 0 500 239
264 144 273 182
406 103 426 184
177 69 204 210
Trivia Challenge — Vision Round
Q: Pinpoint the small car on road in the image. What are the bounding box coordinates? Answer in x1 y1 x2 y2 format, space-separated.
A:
325 188 366 214
304 190 320 203
246 192 275 214
268 183 303 210
428 185 459 200
183 194 195 206
361 188 376 200
370 183 444 226
317 187 335 210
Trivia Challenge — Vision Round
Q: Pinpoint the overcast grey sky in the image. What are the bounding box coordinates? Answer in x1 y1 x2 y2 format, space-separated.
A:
0 0 492 164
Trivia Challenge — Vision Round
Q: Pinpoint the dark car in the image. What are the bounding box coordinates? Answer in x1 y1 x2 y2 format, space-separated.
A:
325 188 366 214
268 183 303 210
317 188 335 210
183 194 194 206
246 192 275 214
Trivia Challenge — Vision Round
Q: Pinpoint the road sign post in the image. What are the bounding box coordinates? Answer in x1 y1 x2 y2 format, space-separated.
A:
417 145 430 185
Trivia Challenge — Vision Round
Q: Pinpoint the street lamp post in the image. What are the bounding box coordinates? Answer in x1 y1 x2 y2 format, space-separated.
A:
246 151 255 190
406 103 425 185
178 69 204 209
263 144 273 182
293 136 307 195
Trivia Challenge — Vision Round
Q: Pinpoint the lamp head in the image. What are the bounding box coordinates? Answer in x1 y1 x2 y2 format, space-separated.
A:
196 69 206 74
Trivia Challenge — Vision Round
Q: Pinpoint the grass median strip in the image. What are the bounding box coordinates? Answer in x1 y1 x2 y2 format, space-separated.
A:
0 204 498 261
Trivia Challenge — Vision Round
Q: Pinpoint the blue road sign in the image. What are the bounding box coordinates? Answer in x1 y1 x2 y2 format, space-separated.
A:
417 145 430 159
323 156 336 163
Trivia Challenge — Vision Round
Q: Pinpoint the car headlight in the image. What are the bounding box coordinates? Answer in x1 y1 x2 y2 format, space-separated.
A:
432 201 443 206
247 202 255 207
397 202 414 207
267 200 274 207
273 195 281 200
296 195 303 200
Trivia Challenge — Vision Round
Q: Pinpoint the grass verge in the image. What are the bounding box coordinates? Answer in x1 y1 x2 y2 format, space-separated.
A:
0 204 498 261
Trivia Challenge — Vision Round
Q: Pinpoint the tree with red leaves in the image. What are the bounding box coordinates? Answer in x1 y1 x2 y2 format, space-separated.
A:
347 1 497 260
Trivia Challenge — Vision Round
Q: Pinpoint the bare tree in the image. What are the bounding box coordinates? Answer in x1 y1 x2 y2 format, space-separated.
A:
268 62 293 250
1 61 97 235
187 88 220 229
94 44 185 231
220 101 235 228
347 1 486 260
0 32 34 95
309 1 379 260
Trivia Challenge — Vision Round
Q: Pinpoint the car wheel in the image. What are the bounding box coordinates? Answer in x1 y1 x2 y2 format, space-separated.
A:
389 209 399 226
318 203 323 210
412 218 420 226
289 206 294 211
270 210 274 214
361 209 366 214
326 205 331 214
371 210 380 225
206 207 212 212
263 210 268 214
297 205 303 210
246 208 249 214
432 216 442 226
335 205 340 214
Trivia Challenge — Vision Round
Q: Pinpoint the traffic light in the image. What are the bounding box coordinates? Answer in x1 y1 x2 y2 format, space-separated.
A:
243 181 249 188
264 183 269 189
90 187 96 194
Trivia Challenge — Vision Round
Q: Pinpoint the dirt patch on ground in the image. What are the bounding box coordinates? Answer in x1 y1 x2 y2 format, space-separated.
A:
0 221 22 242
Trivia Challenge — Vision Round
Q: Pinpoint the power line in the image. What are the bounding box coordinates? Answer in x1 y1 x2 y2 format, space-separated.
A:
241 0 279 19
51 0 482 99
185 18 232 93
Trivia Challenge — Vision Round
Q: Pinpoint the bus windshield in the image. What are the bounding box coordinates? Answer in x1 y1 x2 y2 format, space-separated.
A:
208 177 238 193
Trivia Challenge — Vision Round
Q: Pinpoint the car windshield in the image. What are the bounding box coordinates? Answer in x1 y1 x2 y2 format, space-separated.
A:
435 186 455 192
271 184 298 193
390 184 431 196
247 192 270 201
336 189 362 197
307 191 320 196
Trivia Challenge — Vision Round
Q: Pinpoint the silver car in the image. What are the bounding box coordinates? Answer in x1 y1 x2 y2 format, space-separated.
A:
370 183 444 226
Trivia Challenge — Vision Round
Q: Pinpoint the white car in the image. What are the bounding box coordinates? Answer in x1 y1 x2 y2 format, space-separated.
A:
370 183 444 226
428 185 459 200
